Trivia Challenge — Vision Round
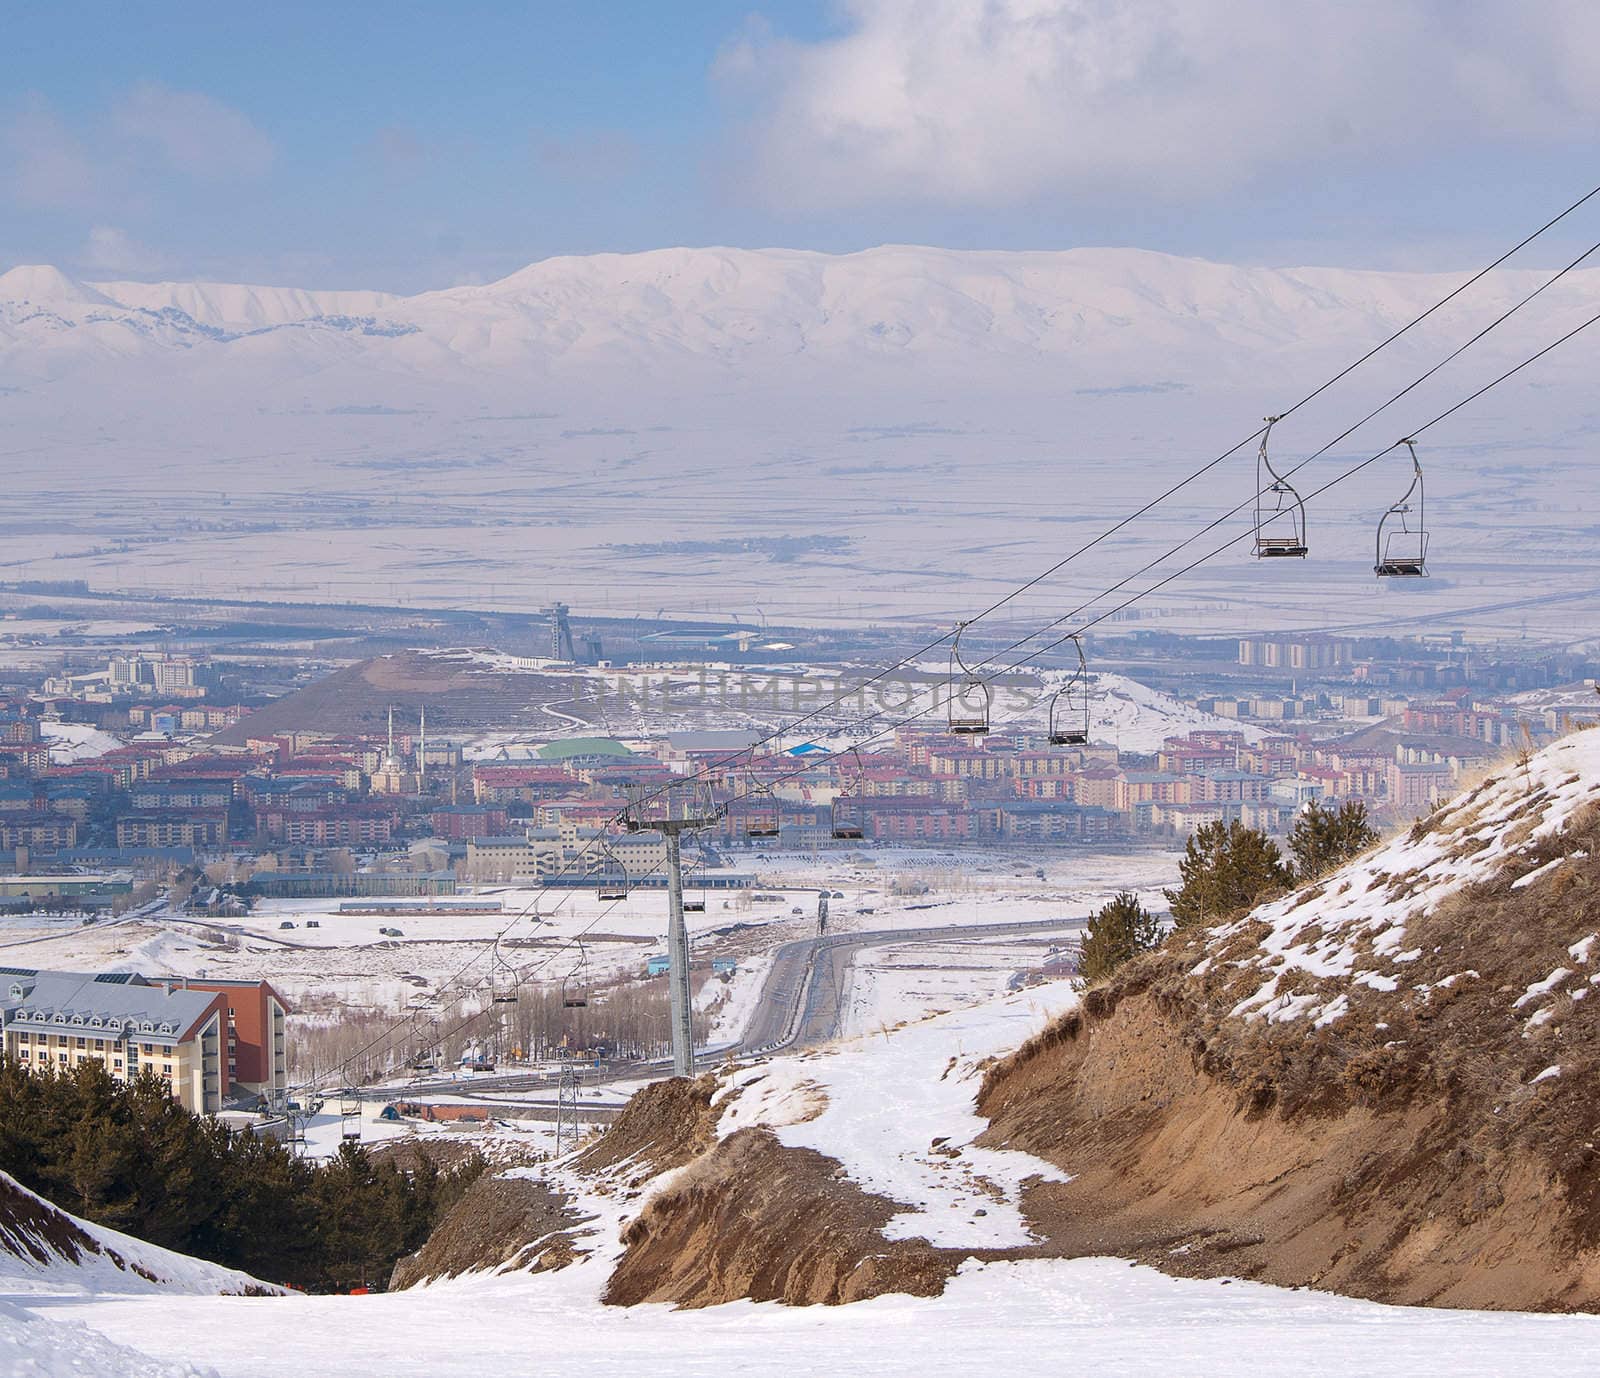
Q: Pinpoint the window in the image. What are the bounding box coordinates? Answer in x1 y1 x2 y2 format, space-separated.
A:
162 1063 172 1075
58 1052 67 1063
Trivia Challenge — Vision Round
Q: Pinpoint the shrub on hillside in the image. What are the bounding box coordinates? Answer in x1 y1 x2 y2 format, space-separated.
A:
1288 799 1378 882
1165 819 1292 929
1077 891 1163 986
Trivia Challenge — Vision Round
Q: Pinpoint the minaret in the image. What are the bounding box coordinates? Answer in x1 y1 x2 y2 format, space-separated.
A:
419 705 427 787
387 706 394 760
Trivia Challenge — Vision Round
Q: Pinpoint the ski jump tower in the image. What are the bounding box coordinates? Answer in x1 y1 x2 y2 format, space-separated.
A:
550 602 576 662
621 779 722 1076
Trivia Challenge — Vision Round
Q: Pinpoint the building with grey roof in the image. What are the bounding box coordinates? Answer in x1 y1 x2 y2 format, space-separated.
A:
0 967 227 1113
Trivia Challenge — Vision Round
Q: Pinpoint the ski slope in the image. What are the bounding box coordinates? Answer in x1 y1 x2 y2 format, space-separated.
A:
13 982 1600 1376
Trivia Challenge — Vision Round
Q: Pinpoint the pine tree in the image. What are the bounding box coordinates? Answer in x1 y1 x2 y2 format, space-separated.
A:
1165 818 1291 928
1077 891 1163 985
1287 798 1378 882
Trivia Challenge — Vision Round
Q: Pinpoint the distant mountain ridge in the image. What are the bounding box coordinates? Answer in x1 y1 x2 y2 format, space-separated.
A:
4 246 1597 385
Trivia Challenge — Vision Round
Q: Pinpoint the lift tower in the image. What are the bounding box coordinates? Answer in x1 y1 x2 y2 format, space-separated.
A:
622 780 723 1076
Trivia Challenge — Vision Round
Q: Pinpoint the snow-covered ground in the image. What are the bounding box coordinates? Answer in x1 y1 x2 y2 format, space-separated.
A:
5 247 1598 641
723 985 1080 1248
40 720 123 763
0 1176 267 1303
835 934 1073 1037
7 846 1181 1036
11 980 1600 1376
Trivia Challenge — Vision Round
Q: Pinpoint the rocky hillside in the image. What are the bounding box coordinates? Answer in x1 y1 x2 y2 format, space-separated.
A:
979 729 1600 1310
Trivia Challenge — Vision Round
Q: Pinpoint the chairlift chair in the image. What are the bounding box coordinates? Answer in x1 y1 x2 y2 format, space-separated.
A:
830 746 867 839
490 938 518 1004
741 766 781 838
338 1087 362 1142
1374 438 1429 578
562 940 590 1009
1254 416 1309 558
1048 635 1092 746
596 842 629 902
947 621 992 735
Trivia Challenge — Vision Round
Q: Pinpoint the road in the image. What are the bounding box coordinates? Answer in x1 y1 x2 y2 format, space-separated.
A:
736 915 1087 1054
354 915 1085 1102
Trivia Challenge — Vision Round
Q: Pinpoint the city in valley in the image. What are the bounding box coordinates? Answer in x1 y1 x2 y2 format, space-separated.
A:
6 8 1600 1378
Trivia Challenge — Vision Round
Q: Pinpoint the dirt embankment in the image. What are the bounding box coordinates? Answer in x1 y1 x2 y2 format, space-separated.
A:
0 1173 119 1274
978 785 1600 1311
391 1076 723 1290
605 1127 960 1307
575 1074 721 1182
391 1173 582 1290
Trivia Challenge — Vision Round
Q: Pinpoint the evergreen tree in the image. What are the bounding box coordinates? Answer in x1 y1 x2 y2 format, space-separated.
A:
0 1054 483 1292
1287 798 1378 881
1077 891 1163 985
1165 818 1291 928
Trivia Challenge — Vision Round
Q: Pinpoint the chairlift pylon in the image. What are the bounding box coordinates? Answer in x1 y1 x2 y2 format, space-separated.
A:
1254 416 1309 559
1375 437 1429 578
947 621 991 735
1048 635 1092 746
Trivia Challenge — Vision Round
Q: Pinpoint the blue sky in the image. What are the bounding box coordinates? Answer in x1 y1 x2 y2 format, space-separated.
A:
5 2 1599 291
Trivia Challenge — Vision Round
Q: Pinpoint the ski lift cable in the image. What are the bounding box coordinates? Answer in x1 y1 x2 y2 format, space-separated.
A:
311 278 1600 1094
735 299 1600 806
577 177 1600 786
945 230 1600 684
302 203 1600 1092
308 294 1600 1090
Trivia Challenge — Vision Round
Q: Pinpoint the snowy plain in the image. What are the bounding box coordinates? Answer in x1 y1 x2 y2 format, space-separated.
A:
4 247 1598 639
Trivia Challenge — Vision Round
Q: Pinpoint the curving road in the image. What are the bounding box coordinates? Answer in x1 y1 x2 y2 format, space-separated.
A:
736 915 1087 1053
358 915 1085 1100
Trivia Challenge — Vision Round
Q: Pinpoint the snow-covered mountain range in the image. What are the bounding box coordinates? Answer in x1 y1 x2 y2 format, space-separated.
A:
4 245 1598 385
2 245 1595 636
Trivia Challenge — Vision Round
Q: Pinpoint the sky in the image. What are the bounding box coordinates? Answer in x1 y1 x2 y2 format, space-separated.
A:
4 1 1600 293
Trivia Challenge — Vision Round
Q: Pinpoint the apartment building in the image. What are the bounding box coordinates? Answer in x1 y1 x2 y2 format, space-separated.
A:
180 977 288 1097
0 969 288 1111
1 970 226 1113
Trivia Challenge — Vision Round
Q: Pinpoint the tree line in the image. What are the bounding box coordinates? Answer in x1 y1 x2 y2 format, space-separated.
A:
0 1057 481 1292
1077 799 1378 984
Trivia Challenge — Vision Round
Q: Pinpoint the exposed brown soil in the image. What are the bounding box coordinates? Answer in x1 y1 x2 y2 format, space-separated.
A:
0 1173 101 1272
390 1173 584 1289
0 1172 272 1294
604 1128 961 1308
575 1073 721 1186
976 796 1600 1311
211 649 585 743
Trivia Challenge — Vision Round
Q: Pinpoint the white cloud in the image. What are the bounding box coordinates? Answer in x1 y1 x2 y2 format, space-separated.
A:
3 97 98 209
720 0 1600 210
80 225 166 275
111 81 276 181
